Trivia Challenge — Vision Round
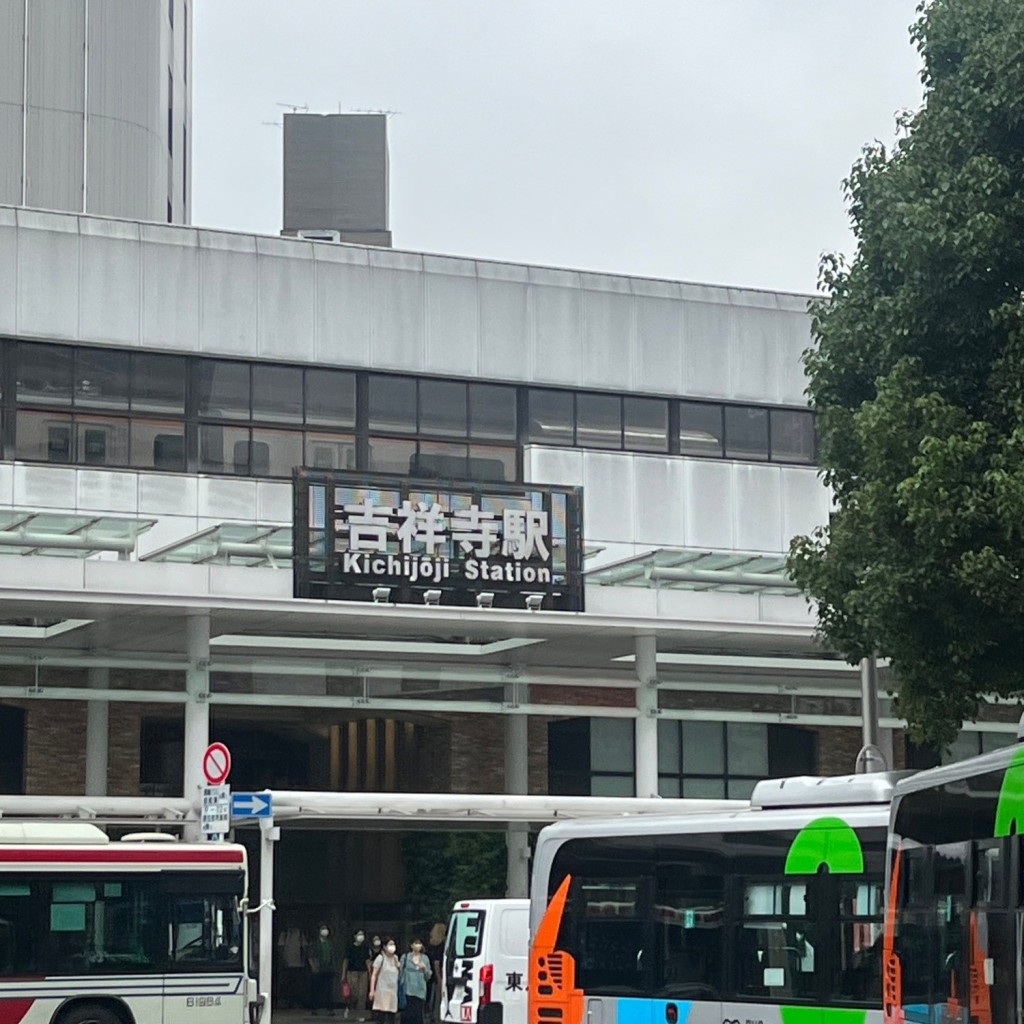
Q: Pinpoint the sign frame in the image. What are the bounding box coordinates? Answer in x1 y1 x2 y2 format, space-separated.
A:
292 470 585 611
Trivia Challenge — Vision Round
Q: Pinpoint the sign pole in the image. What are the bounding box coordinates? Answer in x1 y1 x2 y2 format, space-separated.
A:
258 811 279 1024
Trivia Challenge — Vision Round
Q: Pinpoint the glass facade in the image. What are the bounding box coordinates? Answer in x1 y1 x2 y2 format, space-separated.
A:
0 340 816 480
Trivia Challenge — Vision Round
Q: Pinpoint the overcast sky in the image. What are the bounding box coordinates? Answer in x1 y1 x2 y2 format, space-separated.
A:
192 1 924 296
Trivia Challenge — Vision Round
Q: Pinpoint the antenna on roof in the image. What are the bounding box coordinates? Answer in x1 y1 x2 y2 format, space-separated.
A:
276 102 309 114
262 121 282 129
350 108 402 117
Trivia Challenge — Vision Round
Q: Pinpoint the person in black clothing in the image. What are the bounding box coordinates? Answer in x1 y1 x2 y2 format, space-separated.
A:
309 924 337 1017
343 929 371 1018
425 923 446 1024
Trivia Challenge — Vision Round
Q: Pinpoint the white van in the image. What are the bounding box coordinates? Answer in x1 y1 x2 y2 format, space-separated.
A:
440 898 529 1024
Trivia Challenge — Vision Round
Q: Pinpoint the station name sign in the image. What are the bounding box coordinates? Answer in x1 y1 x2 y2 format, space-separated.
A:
293 470 584 611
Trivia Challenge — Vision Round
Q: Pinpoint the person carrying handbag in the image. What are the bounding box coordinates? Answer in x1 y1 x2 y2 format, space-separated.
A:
399 938 433 1024
370 937 402 1024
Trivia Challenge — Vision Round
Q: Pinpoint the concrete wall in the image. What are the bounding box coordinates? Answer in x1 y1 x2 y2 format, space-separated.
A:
0 207 812 404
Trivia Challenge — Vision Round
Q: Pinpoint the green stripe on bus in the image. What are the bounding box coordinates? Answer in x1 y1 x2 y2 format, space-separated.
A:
994 747 1024 837
784 816 864 875
780 1006 869 1024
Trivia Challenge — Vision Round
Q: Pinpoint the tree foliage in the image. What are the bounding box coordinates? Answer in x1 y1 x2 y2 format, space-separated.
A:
401 831 507 929
788 0 1024 745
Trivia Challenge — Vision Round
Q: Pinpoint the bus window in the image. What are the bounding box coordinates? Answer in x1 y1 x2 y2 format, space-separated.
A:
169 894 241 968
835 880 884 1003
573 879 647 995
738 881 818 1002
654 860 723 1000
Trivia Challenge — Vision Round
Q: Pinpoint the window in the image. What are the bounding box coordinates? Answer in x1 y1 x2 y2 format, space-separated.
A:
419 380 467 437
413 441 467 479
76 417 129 467
469 384 516 440
0 872 241 978
249 428 304 477
252 365 303 424
467 445 515 482
447 910 486 960
725 406 769 460
195 361 250 420
548 719 636 797
131 353 186 415
590 718 634 796
16 411 73 462
17 343 73 405
368 376 416 433
679 402 723 456
368 437 416 475
574 879 646 993
658 722 815 800
0 708 25 794
655 845 723 999
770 409 815 463
199 424 248 474
576 393 622 449
624 397 668 453
305 433 356 471
305 369 356 428
76 350 129 411
527 390 573 445
131 419 186 472
738 879 817 1001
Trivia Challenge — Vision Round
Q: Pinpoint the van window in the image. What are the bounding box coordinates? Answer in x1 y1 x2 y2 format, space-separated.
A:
449 910 486 959
499 908 529 957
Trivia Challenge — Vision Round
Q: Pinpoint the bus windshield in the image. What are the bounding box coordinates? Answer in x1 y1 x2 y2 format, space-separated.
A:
0 871 243 976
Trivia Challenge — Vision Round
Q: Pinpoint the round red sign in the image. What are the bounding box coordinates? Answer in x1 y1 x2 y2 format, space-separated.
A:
202 742 232 786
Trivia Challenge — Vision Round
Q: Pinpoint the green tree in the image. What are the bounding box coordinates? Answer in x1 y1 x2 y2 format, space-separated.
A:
789 0 1024 745
402 831 507 928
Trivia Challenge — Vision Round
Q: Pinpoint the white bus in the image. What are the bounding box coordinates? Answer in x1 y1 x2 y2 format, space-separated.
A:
529 774 904 1024
0 822 258 1024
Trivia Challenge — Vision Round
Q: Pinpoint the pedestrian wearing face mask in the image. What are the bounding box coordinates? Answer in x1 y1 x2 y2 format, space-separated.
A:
309 923 337 1016
370 937 401 1023
343 929 370 1018
400 938 433 1024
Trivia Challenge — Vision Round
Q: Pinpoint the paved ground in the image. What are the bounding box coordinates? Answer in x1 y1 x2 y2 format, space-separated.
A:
273 1012 371 1022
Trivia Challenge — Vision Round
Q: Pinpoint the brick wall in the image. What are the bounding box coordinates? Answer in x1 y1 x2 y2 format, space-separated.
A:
7 690 1017 800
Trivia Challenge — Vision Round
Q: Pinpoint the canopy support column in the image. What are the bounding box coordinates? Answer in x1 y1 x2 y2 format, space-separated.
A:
635 636 659 798
504 684 530 898
85 667 109 797
183 611 211 840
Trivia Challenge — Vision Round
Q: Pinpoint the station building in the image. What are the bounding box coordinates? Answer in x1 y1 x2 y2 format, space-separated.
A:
0 0 1016 944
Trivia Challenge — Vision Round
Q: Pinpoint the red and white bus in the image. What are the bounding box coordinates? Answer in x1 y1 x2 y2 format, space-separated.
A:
0 822 258 1024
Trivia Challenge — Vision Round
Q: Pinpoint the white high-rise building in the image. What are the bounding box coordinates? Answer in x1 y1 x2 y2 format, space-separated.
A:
0 0 191 223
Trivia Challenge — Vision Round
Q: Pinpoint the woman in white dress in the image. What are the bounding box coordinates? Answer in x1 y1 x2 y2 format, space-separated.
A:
370 937 402 1023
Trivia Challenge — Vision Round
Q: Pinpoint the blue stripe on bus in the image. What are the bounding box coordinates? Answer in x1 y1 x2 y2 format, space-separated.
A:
617 999 692 1024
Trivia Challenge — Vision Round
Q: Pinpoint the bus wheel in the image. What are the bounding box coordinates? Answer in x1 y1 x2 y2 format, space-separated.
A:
55 1003 125 1024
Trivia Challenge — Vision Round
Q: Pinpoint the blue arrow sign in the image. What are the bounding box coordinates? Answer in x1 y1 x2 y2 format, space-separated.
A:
231 792 272 819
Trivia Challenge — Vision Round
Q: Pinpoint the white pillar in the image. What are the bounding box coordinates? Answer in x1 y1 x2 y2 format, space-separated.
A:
183 612 211 840
259 816 279 1024
504 694 530 898
84 667 109 797
635 635 659 798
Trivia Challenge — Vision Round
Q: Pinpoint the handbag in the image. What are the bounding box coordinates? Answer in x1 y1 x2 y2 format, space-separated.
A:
397 955 408 1010
342 980 353 1003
